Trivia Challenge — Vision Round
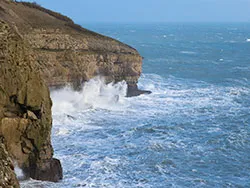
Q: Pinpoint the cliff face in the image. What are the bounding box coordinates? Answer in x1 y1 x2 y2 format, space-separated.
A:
0 0 149 186
0 20 62 182
0 1 149 96
0 140 19 188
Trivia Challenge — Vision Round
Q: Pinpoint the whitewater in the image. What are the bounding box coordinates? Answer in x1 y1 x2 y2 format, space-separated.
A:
21 23 250 187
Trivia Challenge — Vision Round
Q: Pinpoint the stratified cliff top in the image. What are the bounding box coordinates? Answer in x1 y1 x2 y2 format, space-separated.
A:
0 0 138 54
0 0 149 96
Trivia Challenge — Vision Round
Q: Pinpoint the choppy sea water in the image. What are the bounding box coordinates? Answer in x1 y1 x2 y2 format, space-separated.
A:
21 23 250 187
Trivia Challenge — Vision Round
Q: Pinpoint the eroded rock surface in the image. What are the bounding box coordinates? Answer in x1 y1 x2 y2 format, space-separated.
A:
0 20 62 182
0 0 150 96
0 139 19 188
0 0 151 186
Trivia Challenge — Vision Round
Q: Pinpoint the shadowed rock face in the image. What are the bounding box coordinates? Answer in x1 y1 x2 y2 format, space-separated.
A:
0 0 150 96
0 20 62 182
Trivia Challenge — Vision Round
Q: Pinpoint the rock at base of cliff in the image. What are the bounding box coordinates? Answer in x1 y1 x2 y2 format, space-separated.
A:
28 158 63 182
127 84 152 97
0 20 62 183
0 141 20 188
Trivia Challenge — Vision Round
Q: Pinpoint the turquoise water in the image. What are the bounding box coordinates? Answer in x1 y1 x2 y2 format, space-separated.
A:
21 23 250 187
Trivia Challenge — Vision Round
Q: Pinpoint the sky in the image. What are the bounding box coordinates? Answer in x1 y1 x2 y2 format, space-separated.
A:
27 0 250 23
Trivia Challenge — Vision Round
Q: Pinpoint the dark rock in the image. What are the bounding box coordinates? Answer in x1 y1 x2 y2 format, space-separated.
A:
29 158 63 182
127 84 152 97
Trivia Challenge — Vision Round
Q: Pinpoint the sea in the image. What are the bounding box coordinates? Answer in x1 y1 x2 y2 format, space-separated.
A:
20 23 250 187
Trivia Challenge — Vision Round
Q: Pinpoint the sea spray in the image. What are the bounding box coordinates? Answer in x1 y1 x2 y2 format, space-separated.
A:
14 162 25 181
51 76 128 116
22 23 250 188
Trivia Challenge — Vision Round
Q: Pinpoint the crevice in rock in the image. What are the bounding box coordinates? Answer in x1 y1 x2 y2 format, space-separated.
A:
7 95 41 120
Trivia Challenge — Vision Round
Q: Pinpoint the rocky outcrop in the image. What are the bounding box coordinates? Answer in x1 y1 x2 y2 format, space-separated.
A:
0 0 150 96
0 0 150 186
0 20 62 182
0 139 19 188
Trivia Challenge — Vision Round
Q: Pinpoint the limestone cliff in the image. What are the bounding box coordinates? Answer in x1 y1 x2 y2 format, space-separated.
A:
0 0 150 186
0 0 150 96
0 20 62 182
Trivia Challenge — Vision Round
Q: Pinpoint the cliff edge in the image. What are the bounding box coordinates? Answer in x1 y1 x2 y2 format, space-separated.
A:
0 0 150 96
0 0 150 186
0 20 62 183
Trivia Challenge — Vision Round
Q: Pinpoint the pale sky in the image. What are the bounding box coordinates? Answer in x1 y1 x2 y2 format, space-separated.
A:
27 0 250 23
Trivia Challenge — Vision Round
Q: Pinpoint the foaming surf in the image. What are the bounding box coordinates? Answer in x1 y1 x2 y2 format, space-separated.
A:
14 163 25 181
51 76 128 115
50 76 129 137
21 23 250 188
20 73 250 188
180 51 197 55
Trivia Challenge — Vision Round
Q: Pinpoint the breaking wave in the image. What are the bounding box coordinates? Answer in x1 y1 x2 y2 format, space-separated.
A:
14 163 25 181
20 72 250 188
20 23 250 188
51 77 128 115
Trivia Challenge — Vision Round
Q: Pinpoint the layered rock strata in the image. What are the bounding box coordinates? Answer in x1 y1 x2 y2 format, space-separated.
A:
0 0 150 96
0 0 151 186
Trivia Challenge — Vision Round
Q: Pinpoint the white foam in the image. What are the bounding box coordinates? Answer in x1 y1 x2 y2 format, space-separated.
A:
41 73 250 188
180 51 196 55
226 40 236 43
246 39 250 42
135 74 248 121
14 163 24 180
55 128 70 136
51 77 128 116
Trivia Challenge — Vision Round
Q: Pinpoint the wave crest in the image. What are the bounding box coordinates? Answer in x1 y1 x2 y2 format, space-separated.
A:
51 77 128 116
